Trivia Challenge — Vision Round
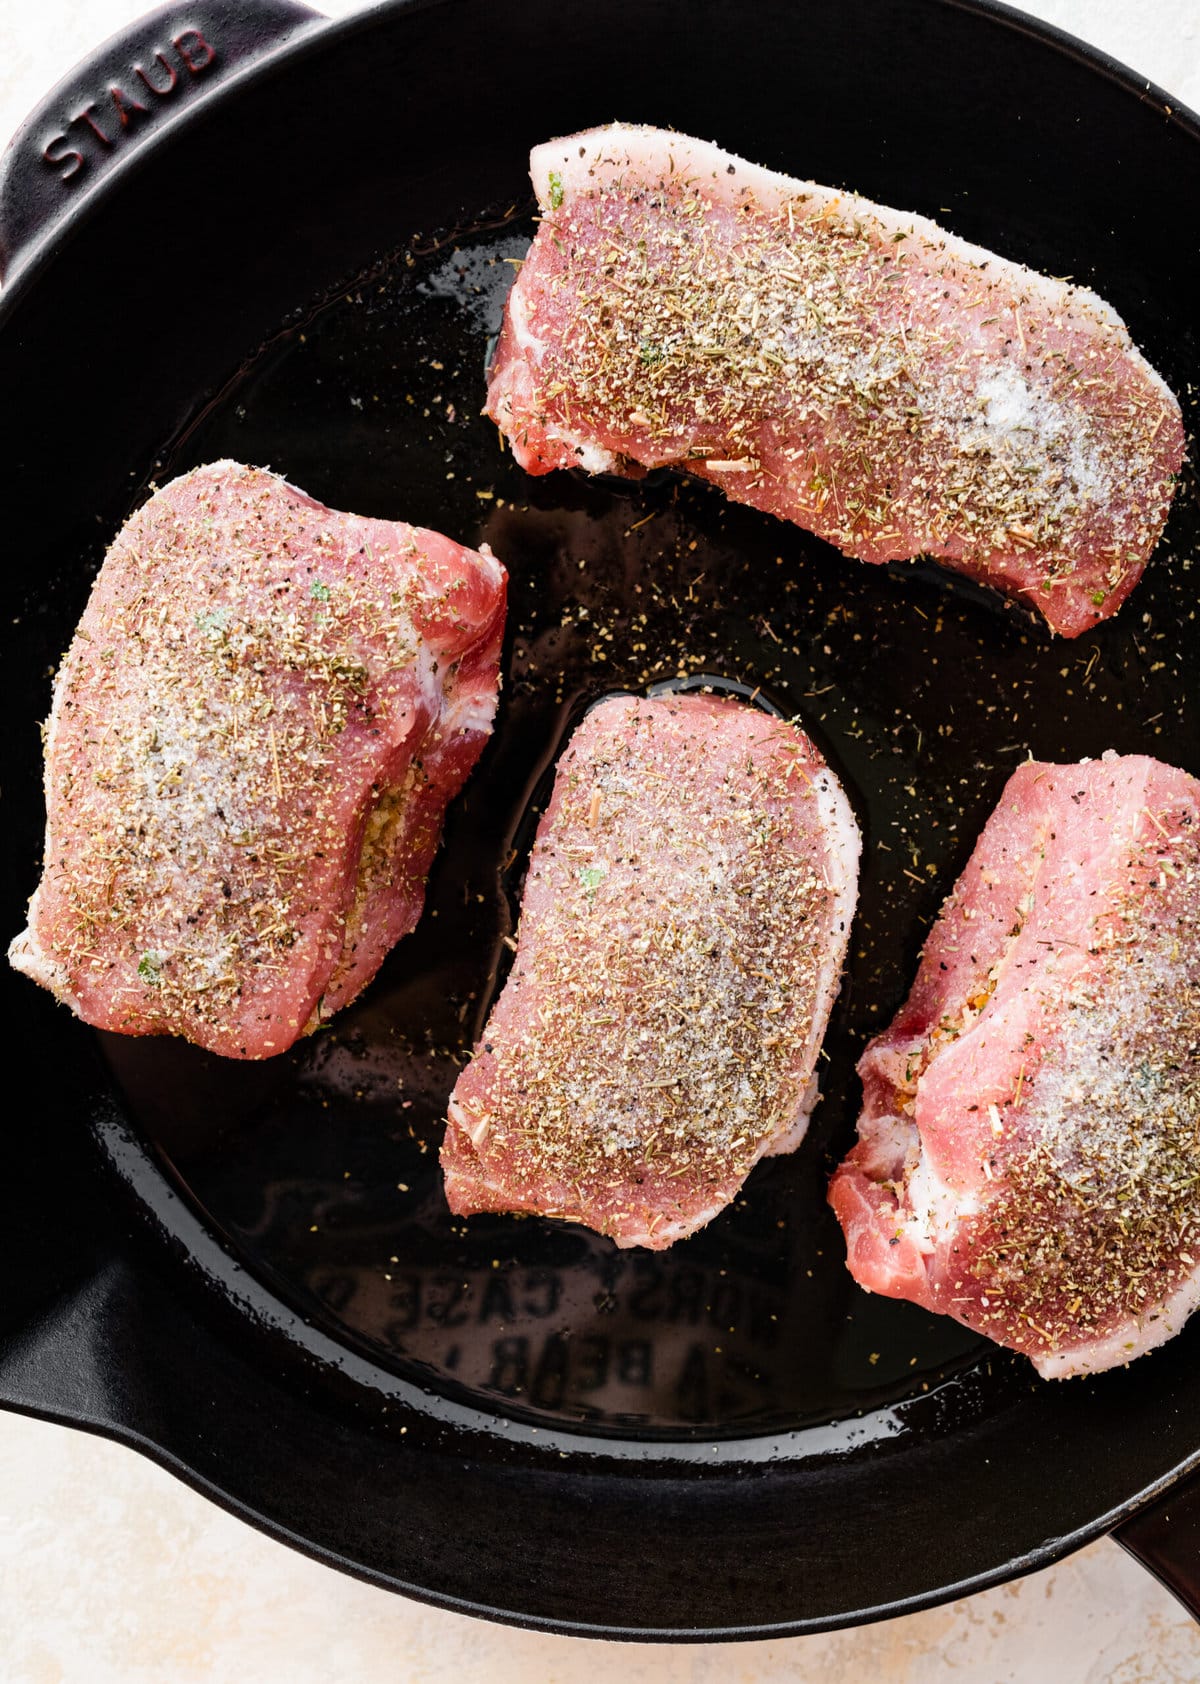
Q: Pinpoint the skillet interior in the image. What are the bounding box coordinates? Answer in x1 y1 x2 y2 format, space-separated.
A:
2 0 1199 1634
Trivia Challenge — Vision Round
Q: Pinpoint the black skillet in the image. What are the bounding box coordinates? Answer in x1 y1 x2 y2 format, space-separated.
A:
2 0 1199 1638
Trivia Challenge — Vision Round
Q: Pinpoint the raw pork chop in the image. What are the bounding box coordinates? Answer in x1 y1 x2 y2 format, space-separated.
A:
830 754 1200 1378
488 124 1183 638
443 692 860 1249
9 461 506 1059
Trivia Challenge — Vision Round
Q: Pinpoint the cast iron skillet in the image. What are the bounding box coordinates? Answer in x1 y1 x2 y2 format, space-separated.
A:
1 0 1198 1639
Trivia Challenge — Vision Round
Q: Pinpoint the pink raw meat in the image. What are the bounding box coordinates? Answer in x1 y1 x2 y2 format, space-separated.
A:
9 460 507 1059
443 692 860 1249
830 754 1200 1378
488 124 1183 638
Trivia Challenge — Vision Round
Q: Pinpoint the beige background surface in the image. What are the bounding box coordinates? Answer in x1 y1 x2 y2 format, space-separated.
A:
2 1 1199 1678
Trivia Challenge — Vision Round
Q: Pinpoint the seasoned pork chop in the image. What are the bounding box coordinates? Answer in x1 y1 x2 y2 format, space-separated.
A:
488 124 1183 637
9 461 506 1059
443 692 860 1248
830 754 1200 1378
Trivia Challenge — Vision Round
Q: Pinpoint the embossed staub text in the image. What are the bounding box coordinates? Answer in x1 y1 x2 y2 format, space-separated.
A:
42 27 218 182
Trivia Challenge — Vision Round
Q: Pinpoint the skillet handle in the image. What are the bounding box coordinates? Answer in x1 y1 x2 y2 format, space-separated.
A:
0 0 325 284
1113 1475 1200 1622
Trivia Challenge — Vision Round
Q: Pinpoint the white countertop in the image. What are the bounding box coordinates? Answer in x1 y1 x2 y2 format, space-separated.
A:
2 2 1199 1678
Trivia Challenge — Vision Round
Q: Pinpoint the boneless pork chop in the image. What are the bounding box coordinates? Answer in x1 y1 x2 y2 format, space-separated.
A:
443 692 860 1249
488 124 1183 638
830 754 1200 1378
9 461 506 1059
